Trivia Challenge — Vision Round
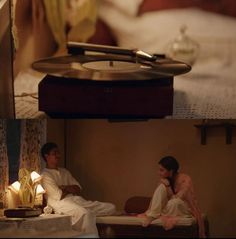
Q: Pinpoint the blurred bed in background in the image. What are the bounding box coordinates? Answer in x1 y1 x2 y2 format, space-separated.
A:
14 0 236 119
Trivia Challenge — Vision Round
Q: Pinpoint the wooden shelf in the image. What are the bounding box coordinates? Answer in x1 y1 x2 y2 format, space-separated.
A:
194 123 236 145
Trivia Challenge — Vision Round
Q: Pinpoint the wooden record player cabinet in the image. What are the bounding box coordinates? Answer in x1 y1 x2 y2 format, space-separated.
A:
38 75 174 119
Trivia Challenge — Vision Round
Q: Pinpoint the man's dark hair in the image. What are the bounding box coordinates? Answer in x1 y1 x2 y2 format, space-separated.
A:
158 156 179 174
41 142 58 161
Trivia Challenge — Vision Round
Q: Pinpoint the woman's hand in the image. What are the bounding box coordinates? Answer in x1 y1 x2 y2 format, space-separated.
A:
160 178 170 187
160 178 174 199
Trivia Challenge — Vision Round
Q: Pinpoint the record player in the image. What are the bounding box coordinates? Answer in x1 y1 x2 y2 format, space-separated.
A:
33 42 191 119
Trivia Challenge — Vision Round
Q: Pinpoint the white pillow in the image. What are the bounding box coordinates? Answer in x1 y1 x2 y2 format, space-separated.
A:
98 7 236 67
99 0 143 17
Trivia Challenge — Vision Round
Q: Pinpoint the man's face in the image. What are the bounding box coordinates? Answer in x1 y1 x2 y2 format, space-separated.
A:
45 147 60 167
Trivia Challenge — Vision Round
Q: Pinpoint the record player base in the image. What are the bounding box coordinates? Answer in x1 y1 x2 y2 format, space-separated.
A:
38 75 174 119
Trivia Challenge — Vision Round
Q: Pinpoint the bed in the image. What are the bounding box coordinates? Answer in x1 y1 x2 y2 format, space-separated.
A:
14 0 236 119
97 216 200 238
96 196 209 238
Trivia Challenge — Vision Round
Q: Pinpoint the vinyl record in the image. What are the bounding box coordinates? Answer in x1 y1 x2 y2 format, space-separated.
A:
32 53 191 82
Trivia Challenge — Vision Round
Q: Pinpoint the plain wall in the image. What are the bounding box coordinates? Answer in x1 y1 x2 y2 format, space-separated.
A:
46 119 66 168
64 119 236 238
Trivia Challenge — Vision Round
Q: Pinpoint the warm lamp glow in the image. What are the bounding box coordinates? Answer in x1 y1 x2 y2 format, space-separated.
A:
36 184 46 195
31 171 42 183
9 181 21 193
15 169 44 208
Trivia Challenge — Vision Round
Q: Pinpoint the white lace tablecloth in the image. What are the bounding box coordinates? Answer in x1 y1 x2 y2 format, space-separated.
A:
0 214 83 238
14 69 46 119
171 60 236 119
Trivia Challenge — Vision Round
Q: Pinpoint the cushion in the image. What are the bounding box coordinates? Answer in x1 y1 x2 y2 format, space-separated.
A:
98 6 236 68
88 0 236 46
124 196 151 214
139 0 236 18
88 0 143 45
100 0 143 17
87 19 117 45
88 0 143 46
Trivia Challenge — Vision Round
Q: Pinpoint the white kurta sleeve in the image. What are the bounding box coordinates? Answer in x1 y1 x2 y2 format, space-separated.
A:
63 168 82 189
42 173 63 201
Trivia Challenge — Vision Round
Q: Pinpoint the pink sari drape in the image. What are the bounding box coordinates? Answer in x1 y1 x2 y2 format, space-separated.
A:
161 173 206 238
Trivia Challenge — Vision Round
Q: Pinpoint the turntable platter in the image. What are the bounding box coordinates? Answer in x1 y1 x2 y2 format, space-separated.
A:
81 60 141 71
32 54 191 82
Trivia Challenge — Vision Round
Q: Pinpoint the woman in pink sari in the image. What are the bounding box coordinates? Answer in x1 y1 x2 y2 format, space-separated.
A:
139 156 206 238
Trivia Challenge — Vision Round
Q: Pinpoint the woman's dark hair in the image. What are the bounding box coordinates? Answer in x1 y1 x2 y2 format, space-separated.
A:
158 156 179 174
41 142 58 161
159 156 179 193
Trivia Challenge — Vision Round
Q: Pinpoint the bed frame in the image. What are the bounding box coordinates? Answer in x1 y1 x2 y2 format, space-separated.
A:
97 219 209 238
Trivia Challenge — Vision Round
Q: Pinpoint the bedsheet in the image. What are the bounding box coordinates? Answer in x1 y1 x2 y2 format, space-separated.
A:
96 215 196 226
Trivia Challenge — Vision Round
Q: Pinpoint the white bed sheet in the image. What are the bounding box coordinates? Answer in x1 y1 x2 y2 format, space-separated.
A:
96 215 196 226
0 214 83 238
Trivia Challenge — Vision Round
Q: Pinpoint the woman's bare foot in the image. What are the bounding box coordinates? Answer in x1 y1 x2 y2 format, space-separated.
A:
142 216 156 227
137 213 146 218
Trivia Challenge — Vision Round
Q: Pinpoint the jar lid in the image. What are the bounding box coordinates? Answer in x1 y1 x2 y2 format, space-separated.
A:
166 25 200 66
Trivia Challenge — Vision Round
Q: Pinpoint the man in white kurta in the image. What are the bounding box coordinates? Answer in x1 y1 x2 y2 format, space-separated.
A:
41 143 116 237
